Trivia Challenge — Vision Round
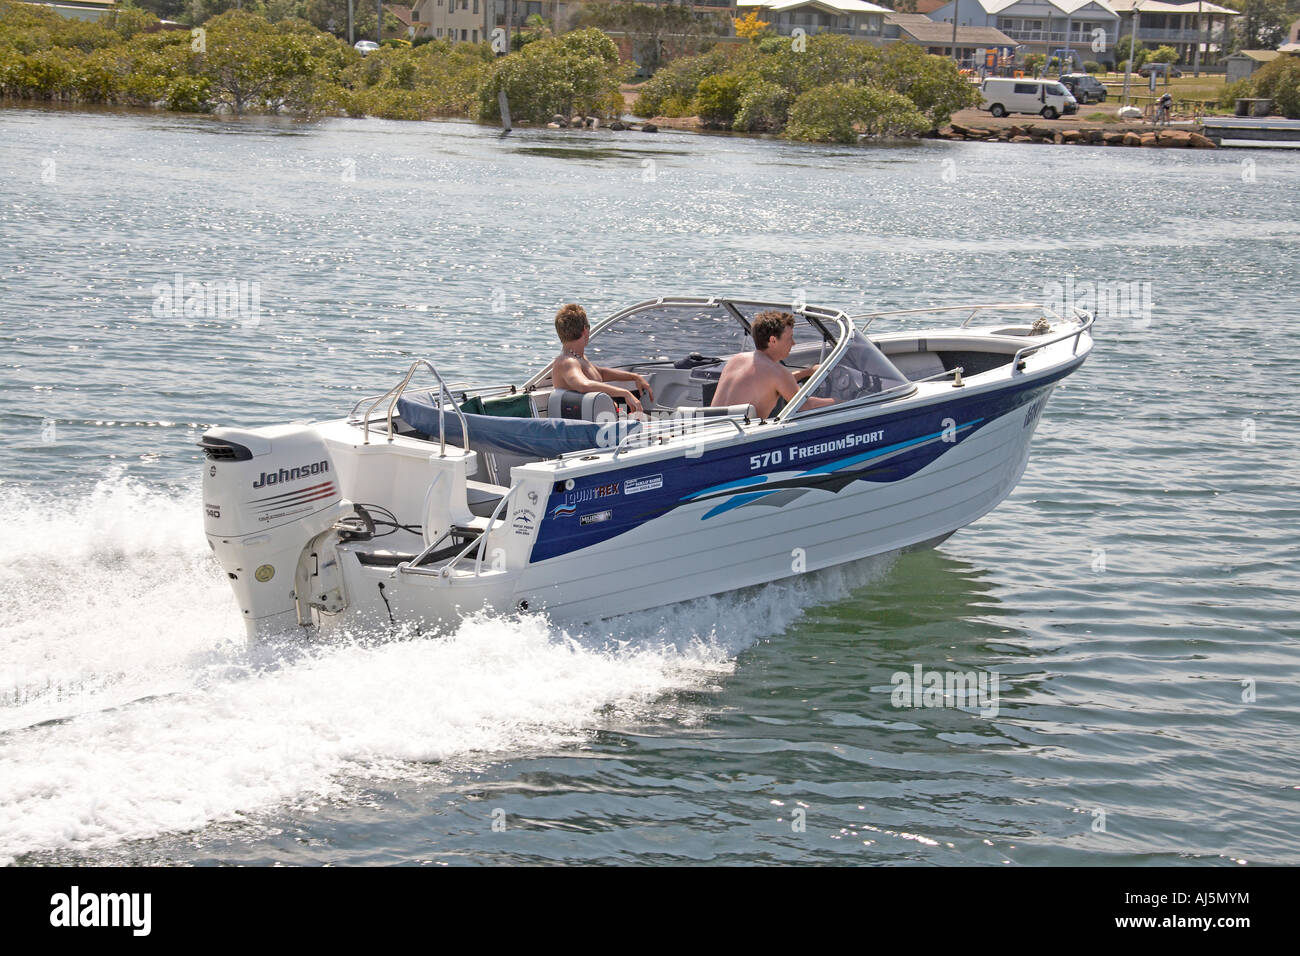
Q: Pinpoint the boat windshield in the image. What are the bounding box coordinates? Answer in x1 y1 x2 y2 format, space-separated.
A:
809 330 910 403
587 302 749 368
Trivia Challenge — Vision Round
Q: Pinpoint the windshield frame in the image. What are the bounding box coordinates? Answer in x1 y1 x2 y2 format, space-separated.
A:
522 296 914 419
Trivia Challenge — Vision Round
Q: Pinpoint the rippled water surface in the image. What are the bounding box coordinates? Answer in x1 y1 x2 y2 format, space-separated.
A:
1 107 1297 865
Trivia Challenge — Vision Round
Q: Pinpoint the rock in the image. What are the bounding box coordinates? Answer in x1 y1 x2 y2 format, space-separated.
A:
1188 132 1217 148
966 127 991 138
546 122 562 129
608 120 626 131
1061 129 1084 143
1139 132 1158 146
1123 131 1142 146
1104 132 1127 145
640 122 658 133
950 122 973 136
1157 129 1193 147
1009 125 1026 137
938 125 956 138
551 114 568 127
1087 129 1106 143
1010 135 1034 143
1052 131 1065 144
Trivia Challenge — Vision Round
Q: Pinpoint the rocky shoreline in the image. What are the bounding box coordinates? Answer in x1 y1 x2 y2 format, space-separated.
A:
935 121 1218 148
546 113 659 132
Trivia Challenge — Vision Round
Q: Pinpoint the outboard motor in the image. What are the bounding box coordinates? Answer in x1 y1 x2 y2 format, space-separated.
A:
201 424 347 640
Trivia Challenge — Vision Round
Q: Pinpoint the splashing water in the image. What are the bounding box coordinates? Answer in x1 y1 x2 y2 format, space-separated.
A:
0 474 893 863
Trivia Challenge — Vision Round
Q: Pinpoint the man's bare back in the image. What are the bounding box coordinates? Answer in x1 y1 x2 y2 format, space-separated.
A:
549 304 653 413
711 312 833 418
711 351 792 419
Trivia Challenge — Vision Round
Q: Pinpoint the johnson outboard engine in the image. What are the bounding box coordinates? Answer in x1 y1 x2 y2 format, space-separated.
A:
201 424 347 640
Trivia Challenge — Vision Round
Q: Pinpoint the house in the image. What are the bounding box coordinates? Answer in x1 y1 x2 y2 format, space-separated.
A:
1277 17 1300 52
927 0 1121 66
387 3 417 37
1224 49 1280 84
410 0 487 42
1108 0 1239 69
884 11 1016 62
733 0 892 41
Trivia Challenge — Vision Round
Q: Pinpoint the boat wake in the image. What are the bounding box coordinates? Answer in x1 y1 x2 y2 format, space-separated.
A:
0 473 893 864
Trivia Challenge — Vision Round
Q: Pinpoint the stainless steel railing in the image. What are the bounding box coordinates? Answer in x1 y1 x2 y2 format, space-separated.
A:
1011 310 1094 374
849 302 1045 330
356 359 470 457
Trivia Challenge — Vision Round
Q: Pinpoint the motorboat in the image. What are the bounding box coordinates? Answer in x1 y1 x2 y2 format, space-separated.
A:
200 297 1094 640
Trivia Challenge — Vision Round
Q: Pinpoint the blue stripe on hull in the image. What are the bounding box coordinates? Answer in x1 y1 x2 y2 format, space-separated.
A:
532 369 1069 562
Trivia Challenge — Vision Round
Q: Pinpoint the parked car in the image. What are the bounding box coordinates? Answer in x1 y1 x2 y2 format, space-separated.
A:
1060 73 1108 104
979 78 1078 120
354 40 380 55
1138 63 1183 78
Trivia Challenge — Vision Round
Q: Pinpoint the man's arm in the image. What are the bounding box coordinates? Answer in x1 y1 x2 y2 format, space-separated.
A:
776 366 833 410
595 365 654 403
554 357 643 412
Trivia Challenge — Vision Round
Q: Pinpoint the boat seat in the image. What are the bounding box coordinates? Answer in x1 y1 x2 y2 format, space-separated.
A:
467 479 508 518
547 389 616 421
889 352 947 382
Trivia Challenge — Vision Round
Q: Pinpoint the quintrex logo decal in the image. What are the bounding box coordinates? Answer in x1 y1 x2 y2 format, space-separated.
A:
252 460 330 489
550 482 618 518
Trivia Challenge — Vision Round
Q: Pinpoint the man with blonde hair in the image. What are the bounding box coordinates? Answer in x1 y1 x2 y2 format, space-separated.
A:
551 303 653 413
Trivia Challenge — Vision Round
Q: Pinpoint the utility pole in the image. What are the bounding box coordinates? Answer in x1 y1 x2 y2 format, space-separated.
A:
951 0 959 67
1122 1 1141 107
377 0 383 43
1063 16 1072 75
1192 0 1202 77
348 0 354 45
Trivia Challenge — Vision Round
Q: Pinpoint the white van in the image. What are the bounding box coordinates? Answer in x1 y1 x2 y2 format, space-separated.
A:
979 78 1078 120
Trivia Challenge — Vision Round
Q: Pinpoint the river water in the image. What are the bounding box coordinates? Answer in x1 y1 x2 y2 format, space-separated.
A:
1 106 1297 865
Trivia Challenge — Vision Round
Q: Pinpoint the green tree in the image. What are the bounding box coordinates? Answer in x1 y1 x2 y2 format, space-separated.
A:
784 82 929 143
732 77 790 132
1113 38 1149 70
1146 45 1179 63
692 70 745 127
107 2 160 39
1248 54 1300 116
1235 0 1289 48
873 41 978 126
304 0 401 39
511 13 552 51
478 27 628 123
196 9 314 112
631 44 733 116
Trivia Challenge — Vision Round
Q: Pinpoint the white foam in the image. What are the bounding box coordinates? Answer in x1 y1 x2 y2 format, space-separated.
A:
0 476 893 863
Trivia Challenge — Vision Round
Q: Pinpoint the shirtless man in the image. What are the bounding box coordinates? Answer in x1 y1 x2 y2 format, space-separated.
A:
550 303 653 413
711 310 834 419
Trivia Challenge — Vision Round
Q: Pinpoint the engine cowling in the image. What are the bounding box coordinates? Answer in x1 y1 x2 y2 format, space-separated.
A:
201 424 347 640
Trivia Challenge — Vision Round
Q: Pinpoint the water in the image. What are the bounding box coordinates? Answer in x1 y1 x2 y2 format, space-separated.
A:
1 106 1297 865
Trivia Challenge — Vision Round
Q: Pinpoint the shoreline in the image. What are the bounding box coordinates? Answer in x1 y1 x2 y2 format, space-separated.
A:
0 97 1223 149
